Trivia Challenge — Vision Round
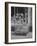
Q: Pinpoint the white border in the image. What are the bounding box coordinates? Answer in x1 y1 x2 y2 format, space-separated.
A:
8 3 35 43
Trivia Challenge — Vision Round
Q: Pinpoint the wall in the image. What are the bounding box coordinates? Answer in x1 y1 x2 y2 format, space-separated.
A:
0 0 37 46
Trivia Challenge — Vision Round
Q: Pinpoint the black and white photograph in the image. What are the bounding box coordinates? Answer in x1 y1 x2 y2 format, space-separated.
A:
5 2 36 44
11 7 32 39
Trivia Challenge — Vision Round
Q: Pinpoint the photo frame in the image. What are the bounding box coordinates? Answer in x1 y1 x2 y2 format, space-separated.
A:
5 2 36 44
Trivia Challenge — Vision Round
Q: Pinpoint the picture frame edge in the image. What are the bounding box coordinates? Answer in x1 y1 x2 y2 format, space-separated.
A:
5 2 36 44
